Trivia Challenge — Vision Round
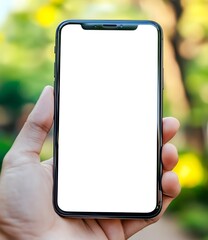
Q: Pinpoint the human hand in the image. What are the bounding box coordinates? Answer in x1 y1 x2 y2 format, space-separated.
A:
0 86 180 240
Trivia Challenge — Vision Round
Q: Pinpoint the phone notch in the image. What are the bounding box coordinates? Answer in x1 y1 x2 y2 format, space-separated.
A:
81 23 138 30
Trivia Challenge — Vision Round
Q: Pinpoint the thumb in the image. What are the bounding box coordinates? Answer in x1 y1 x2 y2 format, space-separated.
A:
3 86 54 168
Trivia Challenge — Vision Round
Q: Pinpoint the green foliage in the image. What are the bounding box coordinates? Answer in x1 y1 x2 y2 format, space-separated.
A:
179 205 208 237
5 13 50 48
0 81 25 110
185 57 208 126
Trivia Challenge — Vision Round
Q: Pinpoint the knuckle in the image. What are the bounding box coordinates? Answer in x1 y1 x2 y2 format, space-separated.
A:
26 115 50 135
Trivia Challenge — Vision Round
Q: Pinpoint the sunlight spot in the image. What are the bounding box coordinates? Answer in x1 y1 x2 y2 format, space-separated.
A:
174 153 204 188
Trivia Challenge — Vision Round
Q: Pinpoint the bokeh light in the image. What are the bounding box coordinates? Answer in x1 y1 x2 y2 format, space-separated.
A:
174 153 204 188
35 5 58 27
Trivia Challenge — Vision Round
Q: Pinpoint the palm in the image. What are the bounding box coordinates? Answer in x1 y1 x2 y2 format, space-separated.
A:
0 87 180 240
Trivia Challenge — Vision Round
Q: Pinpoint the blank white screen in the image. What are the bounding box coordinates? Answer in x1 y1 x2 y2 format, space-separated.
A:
58 24 159 213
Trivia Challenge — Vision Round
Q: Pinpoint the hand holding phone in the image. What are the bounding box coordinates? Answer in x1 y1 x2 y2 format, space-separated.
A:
0 90 180 240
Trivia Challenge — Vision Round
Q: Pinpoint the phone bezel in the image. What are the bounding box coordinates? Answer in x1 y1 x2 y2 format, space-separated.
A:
53 19 163 219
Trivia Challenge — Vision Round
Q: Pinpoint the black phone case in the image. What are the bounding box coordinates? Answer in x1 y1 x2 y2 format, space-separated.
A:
53 19 163 219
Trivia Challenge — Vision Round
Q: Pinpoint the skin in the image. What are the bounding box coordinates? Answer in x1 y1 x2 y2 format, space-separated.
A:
0 86 180 240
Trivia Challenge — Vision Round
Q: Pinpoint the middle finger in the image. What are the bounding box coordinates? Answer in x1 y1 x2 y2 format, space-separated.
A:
162 143 178 171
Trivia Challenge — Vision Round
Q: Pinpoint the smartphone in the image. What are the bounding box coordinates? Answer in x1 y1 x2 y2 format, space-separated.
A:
53 20 163 219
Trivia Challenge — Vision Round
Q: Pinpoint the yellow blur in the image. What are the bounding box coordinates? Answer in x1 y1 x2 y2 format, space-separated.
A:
35 5 57 27
174 153 204 188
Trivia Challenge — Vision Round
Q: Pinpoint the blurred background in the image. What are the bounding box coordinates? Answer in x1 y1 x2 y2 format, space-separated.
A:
0 0 208 239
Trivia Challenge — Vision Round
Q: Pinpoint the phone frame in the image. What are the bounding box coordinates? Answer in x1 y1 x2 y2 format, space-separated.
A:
53 19 163 219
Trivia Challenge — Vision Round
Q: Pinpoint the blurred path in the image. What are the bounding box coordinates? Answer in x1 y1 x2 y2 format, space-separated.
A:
129 216 197 240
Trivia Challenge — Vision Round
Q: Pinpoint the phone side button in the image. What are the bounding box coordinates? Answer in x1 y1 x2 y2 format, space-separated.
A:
162 67 164 90
54 62 56 78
